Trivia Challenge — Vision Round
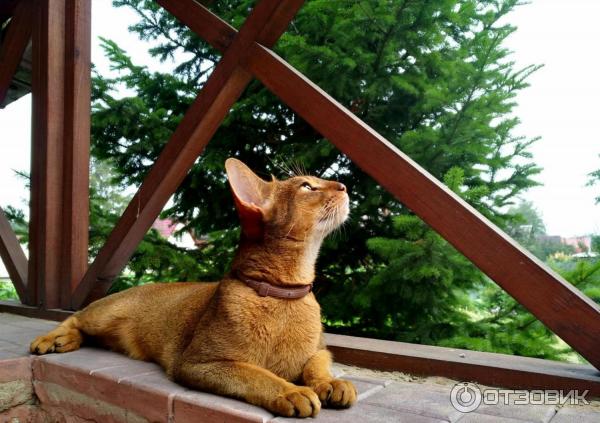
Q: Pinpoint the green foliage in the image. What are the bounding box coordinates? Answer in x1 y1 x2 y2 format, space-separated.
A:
0 281 18 300
442 258 600 362
0 0 571 360
592 236 600 254
90 0 553 357
88 159 232 292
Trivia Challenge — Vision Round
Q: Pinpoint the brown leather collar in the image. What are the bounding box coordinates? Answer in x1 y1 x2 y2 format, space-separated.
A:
237 275 313 299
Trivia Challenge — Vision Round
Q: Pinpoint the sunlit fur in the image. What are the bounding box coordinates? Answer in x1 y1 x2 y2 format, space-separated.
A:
30 158 356 418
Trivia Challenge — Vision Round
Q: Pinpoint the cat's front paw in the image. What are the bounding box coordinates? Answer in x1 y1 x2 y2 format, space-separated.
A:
313 378 357 408
271 385 321 418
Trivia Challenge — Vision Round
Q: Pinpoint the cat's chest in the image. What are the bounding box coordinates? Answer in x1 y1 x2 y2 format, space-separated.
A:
222 293 322 380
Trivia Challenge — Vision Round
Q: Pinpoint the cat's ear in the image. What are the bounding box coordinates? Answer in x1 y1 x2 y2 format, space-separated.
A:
225 158 272 239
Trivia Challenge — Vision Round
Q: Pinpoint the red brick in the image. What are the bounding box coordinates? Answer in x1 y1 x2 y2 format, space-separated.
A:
0 404 41 422
34 380 145 423
0 356 31 382
33 354 180 422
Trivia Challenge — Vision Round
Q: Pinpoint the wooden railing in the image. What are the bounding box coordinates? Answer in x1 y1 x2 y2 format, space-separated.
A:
1 0 600 378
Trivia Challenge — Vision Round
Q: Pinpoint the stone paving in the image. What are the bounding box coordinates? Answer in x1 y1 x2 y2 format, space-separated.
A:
1 313 599 422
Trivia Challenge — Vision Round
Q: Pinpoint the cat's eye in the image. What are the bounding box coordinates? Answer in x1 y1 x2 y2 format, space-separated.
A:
301 182 315 191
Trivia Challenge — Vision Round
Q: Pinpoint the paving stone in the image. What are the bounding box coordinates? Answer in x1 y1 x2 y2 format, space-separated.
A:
475 391 557 422
271 402 446 422
455 412 530 422
173 390 274 423
0 349 21 360
36 347 137 374
0 339 24 352
361 381 464 422
343 375 386 401
0 325 43 348
89 359 163 381
550 406 600 423
2 314 599 423
1 315 57 332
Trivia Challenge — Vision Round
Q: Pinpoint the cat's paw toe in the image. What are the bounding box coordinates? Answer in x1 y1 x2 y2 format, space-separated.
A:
30 330 82 355
314 379 357 408
273 386 321 417
30 336 55 355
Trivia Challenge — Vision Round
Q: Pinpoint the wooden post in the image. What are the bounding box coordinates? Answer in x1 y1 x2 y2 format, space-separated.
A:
29 0 66 309
61 0 90 309
29 0 90 309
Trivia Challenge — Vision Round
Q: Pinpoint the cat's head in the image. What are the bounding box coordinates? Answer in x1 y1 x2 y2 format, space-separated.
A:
225 158 349 243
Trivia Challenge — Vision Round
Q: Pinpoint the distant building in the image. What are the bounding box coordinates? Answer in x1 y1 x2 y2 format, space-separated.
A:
537 234 593 256
562 236 592 253
151 218 202 249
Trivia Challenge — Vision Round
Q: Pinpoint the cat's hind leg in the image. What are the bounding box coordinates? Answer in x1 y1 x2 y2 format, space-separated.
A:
30 314 83 355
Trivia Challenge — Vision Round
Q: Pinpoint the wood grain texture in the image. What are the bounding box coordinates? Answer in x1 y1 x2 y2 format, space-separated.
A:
162 1 600 370
0 300 73 321
326 333 600 397
29 0 66 309
0 1 19 19
0 208 28 302
0 0 32 105
72 0 306 309
245 44 600 370
60 0 91 309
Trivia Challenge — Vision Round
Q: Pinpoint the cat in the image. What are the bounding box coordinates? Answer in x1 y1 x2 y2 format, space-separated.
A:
30 158 356 418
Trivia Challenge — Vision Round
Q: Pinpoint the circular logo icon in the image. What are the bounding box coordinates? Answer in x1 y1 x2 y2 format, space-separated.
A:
450 382 482 413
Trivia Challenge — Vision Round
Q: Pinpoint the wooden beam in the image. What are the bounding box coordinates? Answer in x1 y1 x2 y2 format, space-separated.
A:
0 208 28 303
325 334 600 397
0 0 32 105
60 0 91 309
0 300 73 321
29 0 66 309
163 2 600 370
0 0 19 18
245 43 600 370
71 0 306 309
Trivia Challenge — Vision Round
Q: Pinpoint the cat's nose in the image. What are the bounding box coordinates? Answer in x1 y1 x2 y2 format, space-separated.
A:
337 183 347 192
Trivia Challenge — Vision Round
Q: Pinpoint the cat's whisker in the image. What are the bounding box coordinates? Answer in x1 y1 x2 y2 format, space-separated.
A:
284 221 297 240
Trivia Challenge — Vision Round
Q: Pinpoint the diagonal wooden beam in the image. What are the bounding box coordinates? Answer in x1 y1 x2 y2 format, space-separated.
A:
0 0 33 105
165 1 600 369
71 0 306 309
0 0 19 18
0 208 28 302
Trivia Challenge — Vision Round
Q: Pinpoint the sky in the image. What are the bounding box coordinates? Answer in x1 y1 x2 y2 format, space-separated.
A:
0 0 598 238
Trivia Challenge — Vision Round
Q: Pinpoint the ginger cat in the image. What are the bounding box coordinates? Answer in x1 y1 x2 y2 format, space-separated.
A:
30 158 356 418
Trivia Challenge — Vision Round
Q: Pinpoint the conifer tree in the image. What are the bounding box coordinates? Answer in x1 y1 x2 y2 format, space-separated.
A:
86 0 579 359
